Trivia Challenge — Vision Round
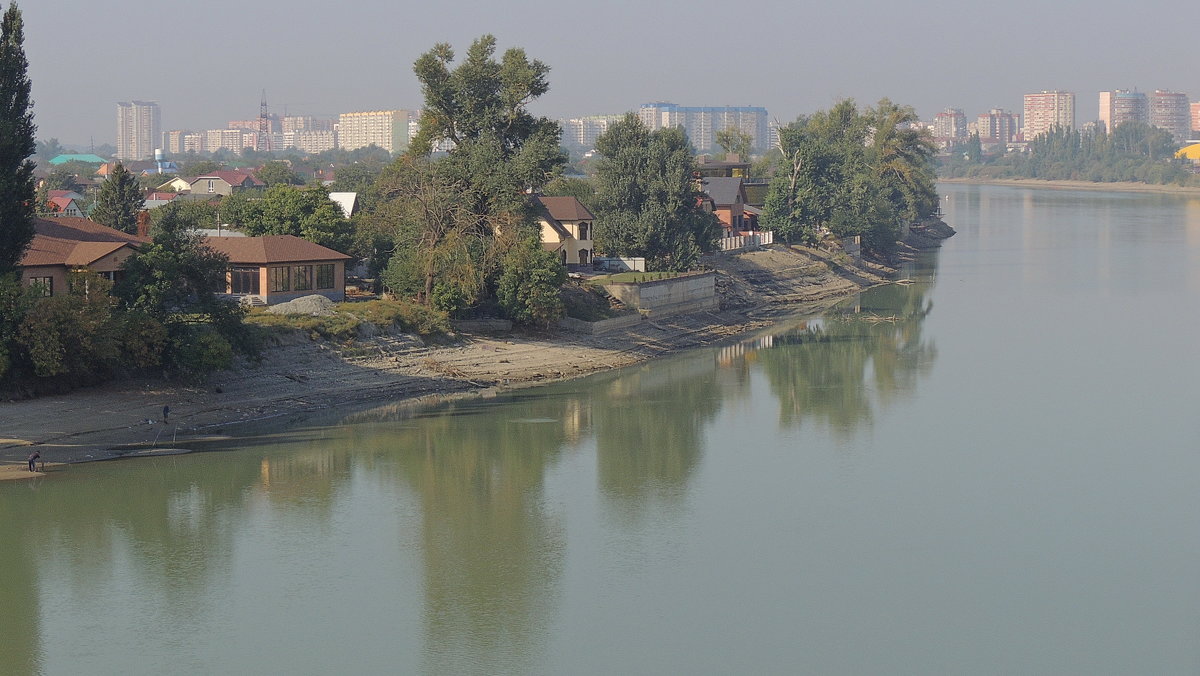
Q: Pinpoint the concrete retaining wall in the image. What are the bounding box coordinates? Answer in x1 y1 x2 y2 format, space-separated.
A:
558 313 643 335
603 271 718 317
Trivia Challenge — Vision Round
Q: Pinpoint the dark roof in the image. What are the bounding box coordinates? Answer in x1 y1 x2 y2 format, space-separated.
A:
202 235 351 264
21 217 146 268
192 170 265 187
700 177 745 206
536 195 594 221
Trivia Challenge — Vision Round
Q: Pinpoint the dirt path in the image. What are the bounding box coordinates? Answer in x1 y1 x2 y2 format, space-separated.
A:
0 243 913 477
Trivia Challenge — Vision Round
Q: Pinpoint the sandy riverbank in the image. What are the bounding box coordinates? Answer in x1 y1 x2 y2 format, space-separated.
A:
0 241 933 479
939 176 1200 196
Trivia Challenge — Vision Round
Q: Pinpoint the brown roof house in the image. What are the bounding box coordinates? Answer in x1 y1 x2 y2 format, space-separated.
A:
700 177 755 234
188 171 265 196
19 217 147 297
203 235 351 306
535 195 594 270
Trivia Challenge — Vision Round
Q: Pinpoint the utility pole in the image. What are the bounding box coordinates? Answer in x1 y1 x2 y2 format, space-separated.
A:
258 89 273 153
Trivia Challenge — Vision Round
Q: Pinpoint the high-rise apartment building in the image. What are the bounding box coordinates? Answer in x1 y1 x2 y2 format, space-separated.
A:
205 128 245 154
337 110 414 153
163 129 191 155
1023 91 1075 140
932 108 968 142
283 116 334 134
637 103 769 153
116 101 161 160
1191 102 1200 137
561 115 623 148
977 109 1021 144
284 130 338 154
1149 90 1190 143
1098 90 1148 133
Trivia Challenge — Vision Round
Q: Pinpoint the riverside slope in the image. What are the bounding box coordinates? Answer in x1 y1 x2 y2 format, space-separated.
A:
0 229 951 478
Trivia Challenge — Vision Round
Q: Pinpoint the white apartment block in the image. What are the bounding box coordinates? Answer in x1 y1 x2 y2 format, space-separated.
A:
117 101 161 160
283 116 335 134
562 115 623 148
285 130 338 154
1023 91 1075 140
205 128 245 154
337 110 414 153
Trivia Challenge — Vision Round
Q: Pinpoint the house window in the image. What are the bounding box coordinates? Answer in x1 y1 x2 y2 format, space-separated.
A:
579 249 590 266
231 267 260 295
294 265 313 291
578 222 589 240
316 264 334 290
207 180 215 193
28 276 52 297
268 266 290 292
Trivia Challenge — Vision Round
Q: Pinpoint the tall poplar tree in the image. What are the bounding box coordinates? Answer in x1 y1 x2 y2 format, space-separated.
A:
91 162 145 234
0 1 36 274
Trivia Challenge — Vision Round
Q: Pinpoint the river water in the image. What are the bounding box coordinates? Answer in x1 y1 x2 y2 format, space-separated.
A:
3 183 1199 675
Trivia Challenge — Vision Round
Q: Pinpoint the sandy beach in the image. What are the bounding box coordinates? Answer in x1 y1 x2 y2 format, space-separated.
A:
0 242 922 478
939 176 1200 196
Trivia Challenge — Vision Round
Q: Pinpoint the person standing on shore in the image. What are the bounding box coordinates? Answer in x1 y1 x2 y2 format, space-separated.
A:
27 451 40 472
162 405 170 422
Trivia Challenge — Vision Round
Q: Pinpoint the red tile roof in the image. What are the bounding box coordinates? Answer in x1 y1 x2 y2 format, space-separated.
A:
202 235 351 264
21 217 146 268
194 170 265 187
537 196 594 222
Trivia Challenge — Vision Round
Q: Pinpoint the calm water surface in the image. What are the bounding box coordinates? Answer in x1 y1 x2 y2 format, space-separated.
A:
3 183 1200 675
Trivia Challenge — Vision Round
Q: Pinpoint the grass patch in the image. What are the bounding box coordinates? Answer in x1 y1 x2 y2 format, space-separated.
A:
244 299 449 341
591 271 686 284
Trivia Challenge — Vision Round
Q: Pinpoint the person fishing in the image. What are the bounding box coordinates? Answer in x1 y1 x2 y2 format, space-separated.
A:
27 450 40 472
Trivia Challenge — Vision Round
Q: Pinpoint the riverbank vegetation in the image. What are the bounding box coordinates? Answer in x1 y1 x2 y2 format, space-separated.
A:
939 123 1199 186
761 99 940 257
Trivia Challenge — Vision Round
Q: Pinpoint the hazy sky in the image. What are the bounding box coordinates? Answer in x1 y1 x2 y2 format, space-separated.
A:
21 0 1200 147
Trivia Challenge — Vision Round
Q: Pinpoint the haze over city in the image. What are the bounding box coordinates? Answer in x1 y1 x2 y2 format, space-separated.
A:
22 0 1200 146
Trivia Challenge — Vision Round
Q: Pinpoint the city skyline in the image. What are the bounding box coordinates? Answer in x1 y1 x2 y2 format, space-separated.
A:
23 0 1199 146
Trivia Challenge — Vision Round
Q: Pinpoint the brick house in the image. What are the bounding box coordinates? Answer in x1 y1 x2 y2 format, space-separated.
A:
19 217 147 296
203 235 351 305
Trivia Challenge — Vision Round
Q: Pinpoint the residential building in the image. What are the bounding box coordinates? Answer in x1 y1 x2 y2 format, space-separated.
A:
163 129 192 155
1192 102 1200 136
283 116 334 133
700 177 752 234
116 101 160 161
977 109 1021 144
204 128 245 154
337 110 413 153
284 129 337 154
638 103 770 153
183 133 204 154
535 196 594 269
188 171 265 196
45 196 86 218
1098 90 1148 133
1149 90 1190 143
204 235 351 305
1023 90 1075 139
932 108 968 144
561 115 623 148
19 217 147 296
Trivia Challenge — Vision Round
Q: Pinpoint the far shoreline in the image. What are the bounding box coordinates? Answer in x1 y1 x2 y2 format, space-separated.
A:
938 176 1200 196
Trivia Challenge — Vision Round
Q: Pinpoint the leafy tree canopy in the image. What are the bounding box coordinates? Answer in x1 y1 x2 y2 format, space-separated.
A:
255 160 303 186
232 184 351 252
0 1 36 274
592 113 721 271
90 162 145 234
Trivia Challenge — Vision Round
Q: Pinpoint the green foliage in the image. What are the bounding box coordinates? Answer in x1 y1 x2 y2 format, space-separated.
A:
150 199 217 231
35 137 64 160
541 176 597 211
715 126 753 160
165 325 233 382
430 281 472 318
0 1 36 274
592 114 721 271
15 272 119 379
410 34 566 218
763 99 937 256
0 274 30 380
496 239 566 327
118 311 168 368
42 167 79 192
255 160 303 186
181 159 223 176
91 162 145 233
230 184 351 252
939 122 1197 186
244 299 450 339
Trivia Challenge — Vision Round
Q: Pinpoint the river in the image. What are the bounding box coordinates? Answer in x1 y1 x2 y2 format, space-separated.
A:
2 182 1199 675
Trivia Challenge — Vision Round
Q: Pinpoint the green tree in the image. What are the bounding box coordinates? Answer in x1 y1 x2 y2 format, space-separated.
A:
91 162 145 233
541 176 596 211
115 206 246 379
715 126 753 160
35 136 64 161
150 199 218 231
496 238 566 327
181 159 223 176
592 113 721 271
410 34 566 219
0 1 36 275
15 272 119 379
234 184 351 251
255 160 302 186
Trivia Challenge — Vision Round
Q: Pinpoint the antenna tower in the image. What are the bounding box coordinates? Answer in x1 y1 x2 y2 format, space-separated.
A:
258 89 273 153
